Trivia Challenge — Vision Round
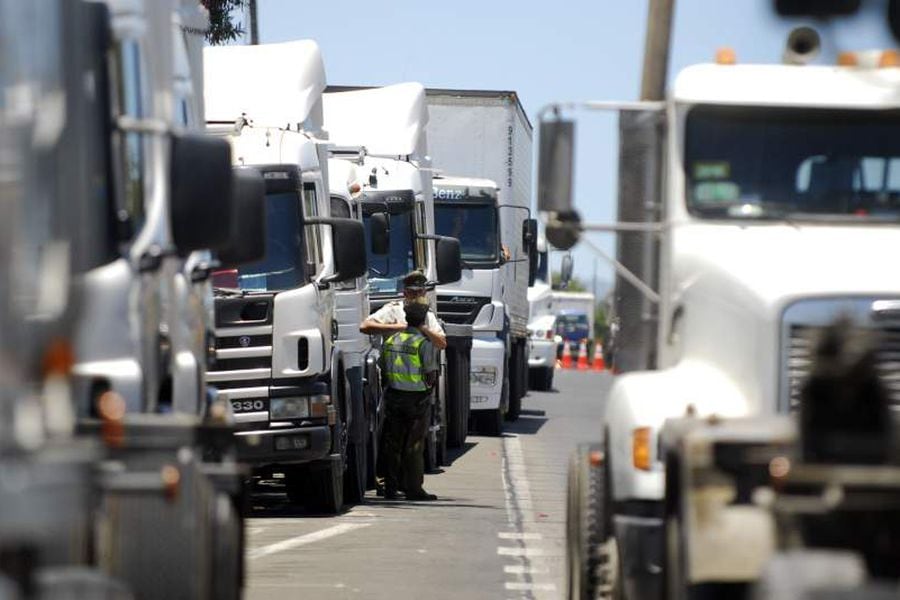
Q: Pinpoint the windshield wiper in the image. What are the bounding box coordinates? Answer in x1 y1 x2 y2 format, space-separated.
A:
214 287 245 297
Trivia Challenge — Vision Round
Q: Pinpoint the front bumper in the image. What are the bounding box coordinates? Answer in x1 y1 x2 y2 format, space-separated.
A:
234 424 331 466
613 509 664 600
528 338 557 369
469 337 505 412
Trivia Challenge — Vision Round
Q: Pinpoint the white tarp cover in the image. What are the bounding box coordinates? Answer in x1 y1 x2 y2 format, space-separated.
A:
323 83 428 157
203 40 326 126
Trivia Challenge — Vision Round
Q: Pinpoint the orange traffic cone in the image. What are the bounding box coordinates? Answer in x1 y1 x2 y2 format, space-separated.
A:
561 342 573 369
592 343 606 371
576 340 589 370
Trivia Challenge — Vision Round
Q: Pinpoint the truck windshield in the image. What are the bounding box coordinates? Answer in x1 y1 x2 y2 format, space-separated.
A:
556 313 590 341
363 209 416 294
685 106 900 221
434 203 499 265
237 192 305 291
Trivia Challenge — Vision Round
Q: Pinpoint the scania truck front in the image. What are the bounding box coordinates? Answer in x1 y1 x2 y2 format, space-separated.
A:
324 83 464 467
205 41 367 513
426 89 537 432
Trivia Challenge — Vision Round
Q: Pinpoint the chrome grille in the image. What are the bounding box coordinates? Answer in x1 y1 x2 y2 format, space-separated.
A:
436 295 491 325
785 323 900 411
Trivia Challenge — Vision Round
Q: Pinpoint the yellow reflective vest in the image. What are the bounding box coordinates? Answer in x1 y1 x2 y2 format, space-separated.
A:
383 329 429 392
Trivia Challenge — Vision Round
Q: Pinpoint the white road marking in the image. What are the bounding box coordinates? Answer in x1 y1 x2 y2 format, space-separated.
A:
498 532 543 540
248 522 371 560
504 582 558 592
499 434 558 597
504 565 549 575
497 546 545 557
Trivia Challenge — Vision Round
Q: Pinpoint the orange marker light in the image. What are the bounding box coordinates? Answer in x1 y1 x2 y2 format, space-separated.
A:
838 52 858 66
880 49 900 67
715 47 737 65
633 427 652 471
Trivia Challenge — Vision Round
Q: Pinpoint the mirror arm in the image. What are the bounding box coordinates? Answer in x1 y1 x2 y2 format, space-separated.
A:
578 236 661 304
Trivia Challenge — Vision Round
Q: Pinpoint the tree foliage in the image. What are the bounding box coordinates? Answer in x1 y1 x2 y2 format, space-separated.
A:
551 272 587 292
202 0 247 45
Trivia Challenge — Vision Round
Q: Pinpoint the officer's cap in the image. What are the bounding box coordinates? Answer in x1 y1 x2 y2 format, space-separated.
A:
402 270 427 291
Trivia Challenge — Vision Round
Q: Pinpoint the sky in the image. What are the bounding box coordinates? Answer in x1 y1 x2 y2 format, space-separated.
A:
245 0 897 297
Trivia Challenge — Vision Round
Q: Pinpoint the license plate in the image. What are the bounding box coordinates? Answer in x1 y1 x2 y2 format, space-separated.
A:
231 399 268 413
472 396 489 404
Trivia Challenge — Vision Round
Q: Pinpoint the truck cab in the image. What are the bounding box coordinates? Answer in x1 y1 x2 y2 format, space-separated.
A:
541 34 900 600
433 176 520 433
204 41 367 513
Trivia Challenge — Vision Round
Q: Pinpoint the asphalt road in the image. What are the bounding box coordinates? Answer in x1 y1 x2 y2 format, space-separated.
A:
243 368 612 600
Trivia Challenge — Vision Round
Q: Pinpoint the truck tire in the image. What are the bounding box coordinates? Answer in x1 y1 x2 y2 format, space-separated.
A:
344 438 367 504
530 366 554 392
306 459 344 514
446 348 470 448
506 342 523 422
567 443 620 600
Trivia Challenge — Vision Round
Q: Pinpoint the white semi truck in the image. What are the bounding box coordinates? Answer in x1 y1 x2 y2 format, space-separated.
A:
204 41 368 513
426 89 537 432
323 83 464 467
538 7 900 599
527 236 558 391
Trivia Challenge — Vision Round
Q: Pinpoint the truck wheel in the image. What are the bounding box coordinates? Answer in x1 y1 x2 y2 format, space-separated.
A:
344 438 367 504
506 350 522 422
567 443 619 600
307 459 344 514
366 429 379 490
446 349 470 448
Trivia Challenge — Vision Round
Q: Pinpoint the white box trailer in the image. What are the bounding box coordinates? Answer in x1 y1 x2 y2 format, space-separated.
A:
426 89 535 428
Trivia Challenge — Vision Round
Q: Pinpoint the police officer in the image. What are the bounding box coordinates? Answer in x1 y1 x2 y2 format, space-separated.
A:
360 270 447 350
380 302 439 500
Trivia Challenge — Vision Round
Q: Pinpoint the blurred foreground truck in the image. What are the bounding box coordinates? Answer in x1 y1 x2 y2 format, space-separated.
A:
2 0 264 598
539 4 900 598
204 41 369 513
425 89 538 434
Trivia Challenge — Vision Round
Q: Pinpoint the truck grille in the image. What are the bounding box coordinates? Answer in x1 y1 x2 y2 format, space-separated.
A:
785 323 900 411
209 295 274 392
437 295 491 325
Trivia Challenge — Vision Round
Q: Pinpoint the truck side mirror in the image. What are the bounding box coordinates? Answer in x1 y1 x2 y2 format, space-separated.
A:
522 218 537 251
319 217 366 282
436 236 462 284
537 119 575 214
170 133 234 254
528 246 538 287
218 167 265 266
369 212 390 255
560 253 574 286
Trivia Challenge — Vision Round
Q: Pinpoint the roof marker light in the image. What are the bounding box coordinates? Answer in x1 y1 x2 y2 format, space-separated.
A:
715 47 737 65
880 49 900 67
838 52 859 66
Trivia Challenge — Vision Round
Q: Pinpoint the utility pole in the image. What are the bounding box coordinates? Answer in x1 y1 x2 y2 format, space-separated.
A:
640 0 675 101
249 0 259 45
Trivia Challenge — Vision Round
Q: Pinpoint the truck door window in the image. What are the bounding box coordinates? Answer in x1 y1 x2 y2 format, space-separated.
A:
330 195 351 218
111 39 147 238
302 182 323 277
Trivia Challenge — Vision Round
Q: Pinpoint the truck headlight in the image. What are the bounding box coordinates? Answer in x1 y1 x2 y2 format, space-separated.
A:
470 366 497 386
269 397 310 420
